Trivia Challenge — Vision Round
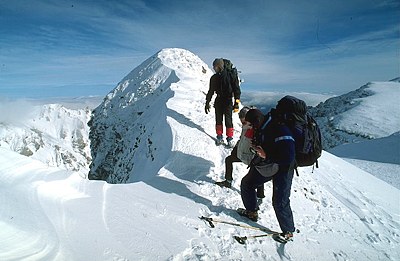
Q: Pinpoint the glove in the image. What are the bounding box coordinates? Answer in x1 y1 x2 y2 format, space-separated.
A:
233 99 240 113
205 102 210 114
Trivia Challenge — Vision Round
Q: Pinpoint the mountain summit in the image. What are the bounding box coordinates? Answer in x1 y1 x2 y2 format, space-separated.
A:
88 48 213 183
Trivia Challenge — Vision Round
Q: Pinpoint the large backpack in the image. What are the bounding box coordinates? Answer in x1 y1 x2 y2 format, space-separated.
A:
275 95 322 169
217 59 240 98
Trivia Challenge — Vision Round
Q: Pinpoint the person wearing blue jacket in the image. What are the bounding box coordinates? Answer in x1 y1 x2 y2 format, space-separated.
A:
237 108 296 243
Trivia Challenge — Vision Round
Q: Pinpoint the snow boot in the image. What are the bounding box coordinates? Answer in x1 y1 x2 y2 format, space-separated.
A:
257 197 263 207
272 231 293 244
215 180 232 188
236 208 258 222
215 135 224 146
226 137 235 148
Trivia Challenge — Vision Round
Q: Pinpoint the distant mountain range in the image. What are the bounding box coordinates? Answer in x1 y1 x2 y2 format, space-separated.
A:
0 104 91 173
309 78 400 149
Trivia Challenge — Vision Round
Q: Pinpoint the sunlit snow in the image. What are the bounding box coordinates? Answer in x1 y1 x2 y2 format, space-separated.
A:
0 48 399 261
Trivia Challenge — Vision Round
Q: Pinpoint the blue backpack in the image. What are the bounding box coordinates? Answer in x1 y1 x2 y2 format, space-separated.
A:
275 96 322 168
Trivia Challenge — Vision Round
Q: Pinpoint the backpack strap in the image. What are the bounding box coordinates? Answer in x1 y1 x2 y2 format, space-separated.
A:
261 115 271 129
257 114 272 144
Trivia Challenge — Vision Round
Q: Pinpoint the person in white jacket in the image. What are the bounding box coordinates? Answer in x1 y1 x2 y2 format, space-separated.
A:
215 107 265 201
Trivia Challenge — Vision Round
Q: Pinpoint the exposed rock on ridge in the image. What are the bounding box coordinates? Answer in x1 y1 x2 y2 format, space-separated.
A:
88 48 211 183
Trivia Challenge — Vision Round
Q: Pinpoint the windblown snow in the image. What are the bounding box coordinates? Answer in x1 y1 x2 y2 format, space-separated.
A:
0 48 399 261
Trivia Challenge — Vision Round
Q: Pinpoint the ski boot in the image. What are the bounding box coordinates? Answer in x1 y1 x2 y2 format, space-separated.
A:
226 137 235 148
215 135 224 146
236 208 258 222
215 180 232 188
272 231 294 244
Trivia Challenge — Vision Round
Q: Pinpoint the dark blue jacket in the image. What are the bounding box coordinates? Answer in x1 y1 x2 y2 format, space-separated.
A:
255 117 296 172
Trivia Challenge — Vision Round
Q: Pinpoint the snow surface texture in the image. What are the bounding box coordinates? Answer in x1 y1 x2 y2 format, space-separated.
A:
0 48 399 260
329 132 400 189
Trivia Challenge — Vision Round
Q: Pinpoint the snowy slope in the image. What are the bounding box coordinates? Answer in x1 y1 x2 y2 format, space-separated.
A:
0 136 399 260
1 48 399 260
309 79 400 148
329 132 400 189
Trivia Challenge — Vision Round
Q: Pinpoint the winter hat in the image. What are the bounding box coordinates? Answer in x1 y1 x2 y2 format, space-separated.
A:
212 58 224 71
245 109 265 128
238 106 251 119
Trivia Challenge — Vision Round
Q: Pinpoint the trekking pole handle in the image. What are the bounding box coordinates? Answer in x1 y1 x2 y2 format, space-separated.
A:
199 216 215 228
234 236 247 244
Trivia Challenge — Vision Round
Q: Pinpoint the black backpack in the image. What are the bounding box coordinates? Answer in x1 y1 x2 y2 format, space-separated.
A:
218 59 240 98
275 95 322 169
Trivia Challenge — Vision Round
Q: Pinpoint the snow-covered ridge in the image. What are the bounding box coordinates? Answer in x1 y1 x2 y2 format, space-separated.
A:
95 48 211 121
88 48 213 183
0 103 91 172
390 76 400 82
310 80 400 148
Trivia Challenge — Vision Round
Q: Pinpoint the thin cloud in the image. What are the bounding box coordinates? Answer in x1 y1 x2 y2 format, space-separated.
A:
0 0 398 98
0 98 36 124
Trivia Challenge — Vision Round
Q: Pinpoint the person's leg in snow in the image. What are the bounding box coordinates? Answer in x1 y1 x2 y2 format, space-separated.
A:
223 101 234 146
215 145 240 188
239 166 296 242
272 168 296 234
239 167 272 221
214 100 225 144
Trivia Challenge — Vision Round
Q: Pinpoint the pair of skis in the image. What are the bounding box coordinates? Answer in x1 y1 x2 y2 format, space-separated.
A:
199 216 284 244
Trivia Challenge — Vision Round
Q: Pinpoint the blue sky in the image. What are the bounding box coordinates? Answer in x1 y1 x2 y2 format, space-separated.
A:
0 0 399 99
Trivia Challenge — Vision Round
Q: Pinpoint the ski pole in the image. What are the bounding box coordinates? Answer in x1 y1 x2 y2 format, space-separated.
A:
199 216 279 234
235 229 300 244
234 233 278 244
